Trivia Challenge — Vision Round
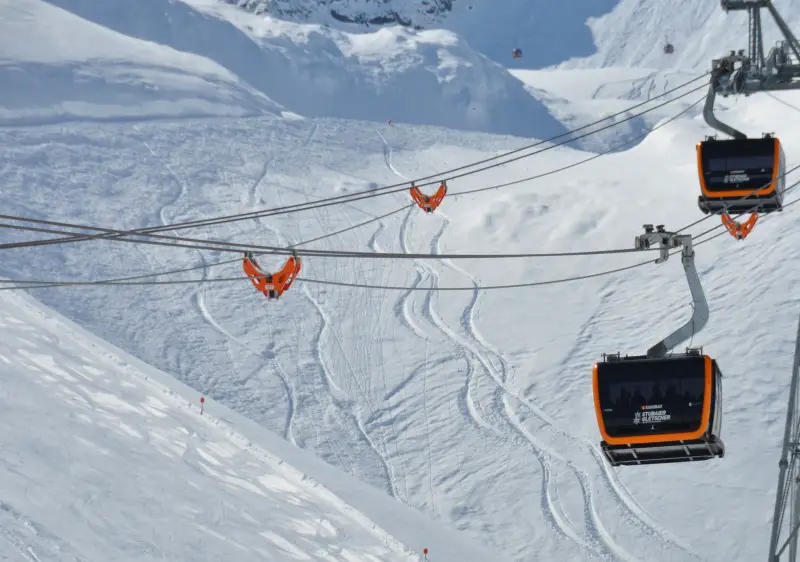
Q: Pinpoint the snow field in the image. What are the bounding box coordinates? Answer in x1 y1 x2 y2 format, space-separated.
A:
0 284 508 561
4 0 800 559
4 87 800 560
11 0 566 139
0 0 281 125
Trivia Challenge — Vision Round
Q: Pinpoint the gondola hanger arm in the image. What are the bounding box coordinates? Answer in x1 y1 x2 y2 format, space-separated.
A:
634 224 710 358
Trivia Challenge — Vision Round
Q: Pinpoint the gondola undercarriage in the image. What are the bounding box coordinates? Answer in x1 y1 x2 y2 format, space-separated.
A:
602 436 725 467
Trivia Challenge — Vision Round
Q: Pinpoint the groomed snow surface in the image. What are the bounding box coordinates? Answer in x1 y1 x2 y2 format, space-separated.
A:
4 0 800 561
0 287 501 561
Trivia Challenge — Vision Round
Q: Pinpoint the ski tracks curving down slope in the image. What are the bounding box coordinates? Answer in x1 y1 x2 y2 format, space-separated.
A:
226 121 415 502
203 122 370 479
377 128 598 555
375 130 704 561
132 127 299 444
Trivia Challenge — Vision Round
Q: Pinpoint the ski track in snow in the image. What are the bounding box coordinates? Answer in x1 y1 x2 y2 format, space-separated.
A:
0 499 88 562
135 130 253 411
390 175 444 512
131 128 197 277
378 128 587 550
379 128 491 436
138 137 187 230
460 351 495 434
297 271 367 478
376 129 701 560
379 130 581 546
416 258 439 516
297 126 405 501
247 123 366 475
423 220 600 554
367 223 412 503
137 131 298 443
249 122 405 501
383 127 498 514
144 126 305 446
378 130 408 181
379 129 578 545
237 135 371 485
248 154 275 207
395 206 429 340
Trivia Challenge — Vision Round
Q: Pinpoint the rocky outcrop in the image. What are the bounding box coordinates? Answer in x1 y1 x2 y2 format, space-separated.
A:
222 0 455 29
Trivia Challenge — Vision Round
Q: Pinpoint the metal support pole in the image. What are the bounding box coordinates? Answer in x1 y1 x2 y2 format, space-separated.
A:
765 1 800 62
791 474 800 560
704 70 748 139
633 225 710 358
768 311 800 561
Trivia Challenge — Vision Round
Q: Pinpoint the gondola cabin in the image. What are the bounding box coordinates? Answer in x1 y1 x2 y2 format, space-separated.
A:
592 352 724 466
663 34 674 54
512 48 522 60
697 135 786 215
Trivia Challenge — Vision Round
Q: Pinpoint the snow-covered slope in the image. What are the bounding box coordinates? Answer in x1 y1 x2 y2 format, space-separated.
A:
199 0 800 148
224 0 800 74
0 0 281 125
7 0 800 561
224 0 620 69
0 286 505 561
554 0 800 71
4 83 800 561
508 67 703 152
31 0 565 139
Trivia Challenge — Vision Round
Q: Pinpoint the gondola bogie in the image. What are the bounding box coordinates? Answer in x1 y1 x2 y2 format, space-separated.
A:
697 134 786 215
592 351 724 466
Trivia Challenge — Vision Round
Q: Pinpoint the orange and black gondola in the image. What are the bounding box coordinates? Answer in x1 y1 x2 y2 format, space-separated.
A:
697 134 786 215
663 34 674 54
593 351 724 467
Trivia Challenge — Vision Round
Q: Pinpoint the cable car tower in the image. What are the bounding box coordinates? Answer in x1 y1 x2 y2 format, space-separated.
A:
696 1 794 241
769 314 800 562
705 0 800 140
706 4 800 559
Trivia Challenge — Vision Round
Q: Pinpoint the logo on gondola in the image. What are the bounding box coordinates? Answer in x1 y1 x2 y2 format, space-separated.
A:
724 173 749 183
638 406 672 423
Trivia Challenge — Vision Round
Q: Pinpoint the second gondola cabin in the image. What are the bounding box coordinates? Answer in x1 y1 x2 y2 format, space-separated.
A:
697 134 786 215
593 351 724 466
